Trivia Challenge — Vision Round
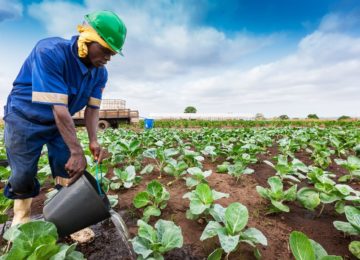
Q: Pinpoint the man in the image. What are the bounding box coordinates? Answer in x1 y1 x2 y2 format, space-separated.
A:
3 10 126 229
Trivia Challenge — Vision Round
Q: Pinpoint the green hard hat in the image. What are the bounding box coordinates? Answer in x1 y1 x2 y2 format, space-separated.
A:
85 10 127 54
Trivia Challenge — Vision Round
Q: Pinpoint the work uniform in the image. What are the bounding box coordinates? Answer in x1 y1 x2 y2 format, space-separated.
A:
4 36 108 199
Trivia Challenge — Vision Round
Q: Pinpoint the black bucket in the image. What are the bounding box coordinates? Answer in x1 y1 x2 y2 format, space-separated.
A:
43 171 111 237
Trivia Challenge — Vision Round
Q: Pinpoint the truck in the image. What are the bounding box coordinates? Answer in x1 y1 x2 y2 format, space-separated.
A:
72 99 139 129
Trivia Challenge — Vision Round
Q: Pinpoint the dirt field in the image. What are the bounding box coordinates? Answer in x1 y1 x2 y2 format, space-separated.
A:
1 144 357 260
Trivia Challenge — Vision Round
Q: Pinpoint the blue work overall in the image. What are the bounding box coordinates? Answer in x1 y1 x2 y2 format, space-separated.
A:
3 36 108 199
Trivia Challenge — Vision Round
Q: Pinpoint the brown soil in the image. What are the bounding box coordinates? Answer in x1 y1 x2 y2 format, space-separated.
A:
1 146 357 260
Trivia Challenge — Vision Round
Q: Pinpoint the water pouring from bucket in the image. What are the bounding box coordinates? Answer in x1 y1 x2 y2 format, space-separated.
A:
43 170 135 259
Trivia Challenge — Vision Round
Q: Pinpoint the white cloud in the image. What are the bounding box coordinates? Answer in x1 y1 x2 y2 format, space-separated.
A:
319 11 360 33
0 0 23 22
28 0 276 80
28 1 86 38
5 1 360 118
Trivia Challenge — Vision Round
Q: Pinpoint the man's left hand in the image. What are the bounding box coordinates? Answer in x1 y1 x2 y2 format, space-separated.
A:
89 141 104 162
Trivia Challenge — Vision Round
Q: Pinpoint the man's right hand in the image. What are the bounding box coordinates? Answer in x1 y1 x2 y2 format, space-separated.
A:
65 150 87 185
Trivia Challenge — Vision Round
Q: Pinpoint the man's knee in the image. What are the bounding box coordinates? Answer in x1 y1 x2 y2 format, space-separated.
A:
4 174 41 200
7 178 35 195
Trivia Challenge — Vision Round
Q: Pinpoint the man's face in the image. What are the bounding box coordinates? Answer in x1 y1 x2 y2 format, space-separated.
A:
87 42 116 67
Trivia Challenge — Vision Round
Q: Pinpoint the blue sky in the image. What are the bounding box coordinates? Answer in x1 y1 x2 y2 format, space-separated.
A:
0 0 360 118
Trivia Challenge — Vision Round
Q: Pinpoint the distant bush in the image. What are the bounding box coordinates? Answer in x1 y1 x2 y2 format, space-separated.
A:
184 106 197 113
307 114 319 119
255 113 265 120
338 115 351 121
279 115 289 120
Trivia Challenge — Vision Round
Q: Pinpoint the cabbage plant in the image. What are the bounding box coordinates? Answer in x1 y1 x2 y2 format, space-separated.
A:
289 231 342 260
201 145 218 162
307 141 334 169
296 184 359 214
306 166 336 185
184 167 212 188
349 241 360 259
179 149 204 169
133 180 170 222
163 159 188 186
130 219 183 260
227 162 254 183
183 183 229 220
335 156 360 182
333 206 360 236
256 176 297 214
216 161 254 182
142 144 178 178
109 139 143 166
110 165 142 190
264 155 308 183
1 220 84 260
201 203 267 259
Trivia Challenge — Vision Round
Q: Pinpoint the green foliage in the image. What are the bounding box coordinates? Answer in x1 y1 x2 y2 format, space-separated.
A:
335 156 360 182
0 192 13 224
108 139 142 166
227 162 254 183
110 165 142 190
307 114 319 119
307 141 334 169
296 182 359 214
264 155 308 183
256 176 297 214
183 183 229 220
131 119 360 128
255 113 265 120
1 220 84 260
333 206 360 236
179 149 204 169
133 181 170 222
201 146 218 162
297 187 321 211
338 115 351 121
201 203 267 258
216 162 230 173
143 143 179 178
279 115 289 120
130 219 183 260
163 159 188 185
289 231 342 260
184 106 197 113
0 166 11 183
107 195 119 208
355 145 360 157
184 167 212 188
349 241 360 259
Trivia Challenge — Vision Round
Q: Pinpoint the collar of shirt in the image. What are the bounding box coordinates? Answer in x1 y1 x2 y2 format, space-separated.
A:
70 36 97 78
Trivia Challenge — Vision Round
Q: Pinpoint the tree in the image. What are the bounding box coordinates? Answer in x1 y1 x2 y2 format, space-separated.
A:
279 115 289 120
338 115 351 121
184 106 197 113
307 114 319 119
255 113 265 120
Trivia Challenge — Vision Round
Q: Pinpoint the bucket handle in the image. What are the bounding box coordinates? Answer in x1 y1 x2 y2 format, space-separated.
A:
94 160 103 196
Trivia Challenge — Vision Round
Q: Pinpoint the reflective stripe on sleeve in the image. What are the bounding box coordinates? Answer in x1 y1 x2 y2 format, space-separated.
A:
32 91 68 105
88 97 101 107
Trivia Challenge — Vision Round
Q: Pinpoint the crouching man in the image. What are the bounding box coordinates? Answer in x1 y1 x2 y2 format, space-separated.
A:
3 10 126 241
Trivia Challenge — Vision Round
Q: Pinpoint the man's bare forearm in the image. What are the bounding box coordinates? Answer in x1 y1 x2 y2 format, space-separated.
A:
52 105 82 154
84 107 99 143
